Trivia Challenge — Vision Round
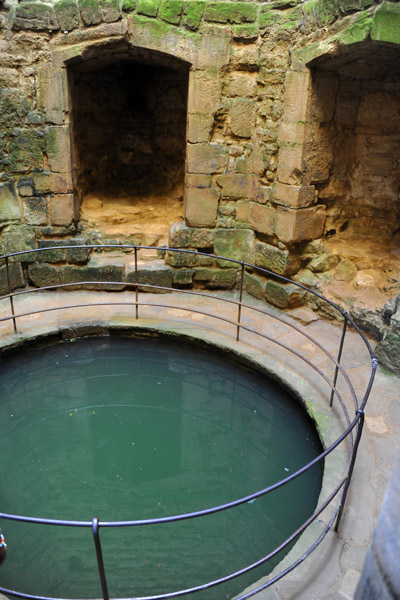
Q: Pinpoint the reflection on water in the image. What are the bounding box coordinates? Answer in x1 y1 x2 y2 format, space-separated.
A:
0 338 323 599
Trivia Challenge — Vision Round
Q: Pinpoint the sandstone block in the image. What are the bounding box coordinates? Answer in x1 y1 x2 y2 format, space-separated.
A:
0 182 21 225
14 2 59 31
0 263 26 295
248 203 275 235
230 98 256 138
62 262 125 290
278 120 306 145
255 241 299 276
265 280 306 309
188 71 221 115
2 227 36 260
187 114 214 143
79 0 103 25
185 186 219 227
224 72 257 98
38 66 67 125
65 237 92 264
34 172 73 194
244 271 267 300
54 0 80 31
273 182 316 209
23 197 48 226
193 267 237 289
169 221 192 248
50 194 75 226
275 206 326 243
28 263 61 287
37 240 66 263
45 126 72 173
8 130 45 173
171 269 193 287
281 70 310 123
191 228 215 249
17 179 35 197
236 200 249 225
186 174 211 188
256 186 272 205
215 229 255 267
216 173 258 200
187 143 227 174
165 249 199 267
276 143 303 185
371 2 400 45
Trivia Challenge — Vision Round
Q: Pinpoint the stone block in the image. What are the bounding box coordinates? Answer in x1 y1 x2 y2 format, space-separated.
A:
187 143 227 174
256 186 272 205
255 241 299 276
244 271 267 300
281 70 310 123
233 24 259 41
275 206 326 243
14 1 59 31
173 268 194 286
137 0 160 16
186 174 211 189
33 172 73 194
193 267 237 289
191 228 215 249
371 2 400 45
0 262 26 295
8 130 45 173
278 120 306 145
185 186 219 227
17 179 35 197
165 249 199 267
23 197 48 226
273 182 316 209
2 227 36 261
28 263 61 287
54 0 80 31
236 200 249 224
276 142 303 185
122 0 136 11
45 126 72 173
100 0 121 22
37 240 66 263
215 229 254 267
187 114 214 143
204 2 257 24
216 173 258 200
183 1 205 30
169 221 193 248
50 194 75 226
248 203 275 235
188 71 221 115
127 260 173 292
62 263 125 290
159 0 183 24
230 98 256 138
224 72 257 98
0 89 30 128
265 279 306 309
79 0 103 25
0 182 21 226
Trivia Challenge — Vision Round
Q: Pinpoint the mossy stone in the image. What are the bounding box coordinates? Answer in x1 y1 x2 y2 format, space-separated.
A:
0 263 26 295
193 267 237 289
79 0 103 25
54 0 80 31
0 181 21 225
333 10 372 44
14 1 59 31
183 0 205 29
99 0 121 22
233 23 259 40
259 6 279 28
204 2 257 24
214 229 255 268
8 129 45 173
371 2 400 45
0 89 30 128
121 0 136 11
137 0 160 17
159 0 183 24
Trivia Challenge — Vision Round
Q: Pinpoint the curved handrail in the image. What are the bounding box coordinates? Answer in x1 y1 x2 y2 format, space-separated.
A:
0 244 377 600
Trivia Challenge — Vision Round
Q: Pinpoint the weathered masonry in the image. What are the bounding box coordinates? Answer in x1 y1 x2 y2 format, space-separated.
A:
1 0 400 370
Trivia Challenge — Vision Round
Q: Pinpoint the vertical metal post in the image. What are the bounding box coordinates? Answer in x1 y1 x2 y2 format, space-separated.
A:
134 246 139 320
330 313 348 406
92 518 109 600
236 262 245 342
5 256 17 334
334 409 365 532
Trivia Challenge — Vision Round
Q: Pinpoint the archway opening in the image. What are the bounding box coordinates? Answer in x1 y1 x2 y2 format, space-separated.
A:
303 42 400 306
68 50 189 246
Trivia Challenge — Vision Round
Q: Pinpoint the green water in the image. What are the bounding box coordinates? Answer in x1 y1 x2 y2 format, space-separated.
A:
0 337 323 599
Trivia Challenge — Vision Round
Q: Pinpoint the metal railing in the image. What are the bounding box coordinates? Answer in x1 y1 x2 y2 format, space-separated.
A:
0 244 377 600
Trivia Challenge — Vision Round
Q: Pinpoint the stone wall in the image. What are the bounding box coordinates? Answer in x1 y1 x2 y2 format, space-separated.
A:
2 0 400 368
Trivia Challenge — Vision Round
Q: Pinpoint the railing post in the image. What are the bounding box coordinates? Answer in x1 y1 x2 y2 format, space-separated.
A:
330 312 348 407
334 409 365 532
92 517 109 600
134 245 139 320
5 256 17 334
236 262 245 342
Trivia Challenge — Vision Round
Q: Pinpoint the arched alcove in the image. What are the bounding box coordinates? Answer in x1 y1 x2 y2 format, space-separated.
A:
68 48 190 245
303 41 400 296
